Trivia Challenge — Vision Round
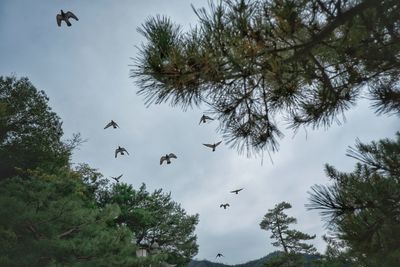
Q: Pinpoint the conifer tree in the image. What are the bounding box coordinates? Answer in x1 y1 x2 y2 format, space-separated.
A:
133 0 400 155
260 202 317 266
308 133 400 266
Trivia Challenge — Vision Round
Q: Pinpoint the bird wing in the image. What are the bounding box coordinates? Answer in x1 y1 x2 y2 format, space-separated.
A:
203 143 213 148
114 122 119 128
226 203 230 207
117 174 123 179
199 116 204 124
56 14 62 26
168 153 177 159
215 141 222 147
122 148 129 155
66 11 79 21
204 115 214 120
231 188 243 193
115 149 118 158
104 121 112 129
219 204 224 208
160 156 166 165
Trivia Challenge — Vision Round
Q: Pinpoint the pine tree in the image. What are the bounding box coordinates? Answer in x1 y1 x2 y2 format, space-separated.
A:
133 0 400 155
307 133 400 266
260 202 317 266
102 183 199 267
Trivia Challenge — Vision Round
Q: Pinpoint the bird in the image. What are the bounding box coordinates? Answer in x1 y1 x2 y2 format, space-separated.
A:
115 146 129 158
220 203 230 209
230 188 244 194
160 153 177 165
199 114 214 125
111 174 123 183
203 141 222 152
56 10 79 27
216 253 224 258
104 120 119 129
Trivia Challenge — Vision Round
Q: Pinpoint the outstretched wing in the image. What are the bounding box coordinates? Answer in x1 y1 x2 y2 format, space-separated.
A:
117 174 123 179
204 115 214 121
199 115 204 125
115 149 118 158
56 14 62 26
168 153 177 159
104 121 112 129
203 143 213 148
113 121 119 128
231 188 243 193
226 203 230 207
122 148 129 155
66 11 79 21
215 141 222 147
219 204 224 208
160 156 166 165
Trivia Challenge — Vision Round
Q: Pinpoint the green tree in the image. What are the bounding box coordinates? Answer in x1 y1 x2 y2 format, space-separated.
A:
133 0 400 155
260 202 317 266
307 133 400 266
0 170 152 267
103 183 199 266
0 76 74 179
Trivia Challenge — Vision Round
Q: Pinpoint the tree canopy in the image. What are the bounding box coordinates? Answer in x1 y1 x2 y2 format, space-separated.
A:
133 0 400 155
307 133 400 266
102 183 199 266
0 76 73 179
260 202 317 266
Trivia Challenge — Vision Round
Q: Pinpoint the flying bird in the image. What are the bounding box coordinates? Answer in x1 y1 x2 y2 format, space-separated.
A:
230 188 244 194
115 146 129 158
111 174 123 183
199 114 214 125
56 10 79 27
216 253 224 258
160 153 177 165
220 203 230 209
203 141 222 152
104 120 119 129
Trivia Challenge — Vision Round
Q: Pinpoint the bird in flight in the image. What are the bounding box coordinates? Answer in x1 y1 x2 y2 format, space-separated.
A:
220 203 230 209
56 10 79 27
160 153 177 165
230 188 244 194
216 253 224 258
115 146 129 158
203 141 222 152
111 174 123 183
104 120 119 129
199 114 214 125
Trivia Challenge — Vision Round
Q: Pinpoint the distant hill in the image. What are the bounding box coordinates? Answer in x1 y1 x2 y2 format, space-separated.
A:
188 252 318 267
187 252 277 267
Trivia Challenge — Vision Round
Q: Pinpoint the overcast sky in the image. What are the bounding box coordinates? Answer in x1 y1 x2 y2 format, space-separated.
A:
0 0 398 265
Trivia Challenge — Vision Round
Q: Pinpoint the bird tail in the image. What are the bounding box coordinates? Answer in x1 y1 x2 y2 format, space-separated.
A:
66 20 71 26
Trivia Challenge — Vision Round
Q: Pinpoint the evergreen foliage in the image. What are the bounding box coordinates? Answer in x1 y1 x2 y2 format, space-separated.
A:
102 183 199 266
133 0 400 155
260 202 317 266
308 133 400 266
0 76 76 179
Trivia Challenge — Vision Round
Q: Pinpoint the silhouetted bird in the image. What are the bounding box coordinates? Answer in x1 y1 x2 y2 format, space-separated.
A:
160 153 177 165
220 203 230 209
115 146 129 158
203 141 222 152
199 114 214 124
111 174 123 183
56 10 78 27
216 253 224 258
230 188 244 194
104 120 119 129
